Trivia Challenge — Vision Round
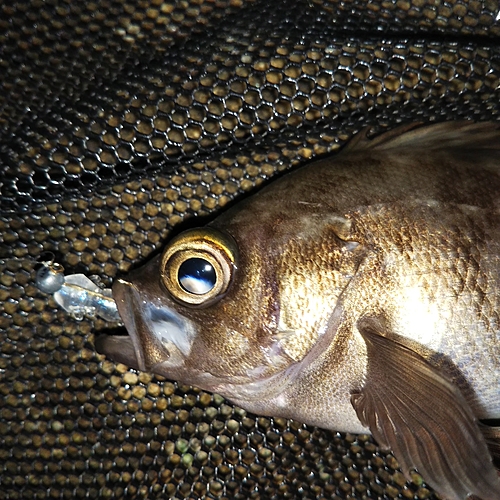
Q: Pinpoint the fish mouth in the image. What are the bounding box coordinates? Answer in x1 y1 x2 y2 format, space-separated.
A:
96 278 304 403
96 277 193 374
95 278 149 371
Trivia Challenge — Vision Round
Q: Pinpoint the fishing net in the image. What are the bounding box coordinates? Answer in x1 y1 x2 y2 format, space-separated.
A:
1 0 499 498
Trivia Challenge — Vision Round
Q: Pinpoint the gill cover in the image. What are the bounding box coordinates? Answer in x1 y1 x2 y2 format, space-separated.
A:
160 227 239 306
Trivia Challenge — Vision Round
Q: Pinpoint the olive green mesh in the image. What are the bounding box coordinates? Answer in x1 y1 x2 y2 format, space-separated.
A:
1 0 499 498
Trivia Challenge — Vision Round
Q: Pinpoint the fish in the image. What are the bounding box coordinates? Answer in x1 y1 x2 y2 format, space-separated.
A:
97 121 500 500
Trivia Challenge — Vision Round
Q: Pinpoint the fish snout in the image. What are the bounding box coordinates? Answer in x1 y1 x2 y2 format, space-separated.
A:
95 278 151 371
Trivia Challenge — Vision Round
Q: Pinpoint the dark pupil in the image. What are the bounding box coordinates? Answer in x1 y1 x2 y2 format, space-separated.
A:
178 258 217 295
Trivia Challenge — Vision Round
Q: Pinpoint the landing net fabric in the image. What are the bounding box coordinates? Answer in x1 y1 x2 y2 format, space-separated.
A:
1 1 499 499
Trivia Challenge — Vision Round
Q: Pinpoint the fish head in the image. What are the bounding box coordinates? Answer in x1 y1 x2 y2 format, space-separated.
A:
98 195 365 403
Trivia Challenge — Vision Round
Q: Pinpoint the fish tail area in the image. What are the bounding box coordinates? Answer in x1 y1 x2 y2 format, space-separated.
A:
480 422 500 467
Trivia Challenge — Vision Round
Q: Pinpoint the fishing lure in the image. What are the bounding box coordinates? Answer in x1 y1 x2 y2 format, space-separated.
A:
35 257 120 322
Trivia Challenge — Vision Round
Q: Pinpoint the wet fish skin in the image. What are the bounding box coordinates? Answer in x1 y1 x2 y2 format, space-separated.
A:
98 122 500 500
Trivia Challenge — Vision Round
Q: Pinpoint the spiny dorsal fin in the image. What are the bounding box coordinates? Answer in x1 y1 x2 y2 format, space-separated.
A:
343 121 500 154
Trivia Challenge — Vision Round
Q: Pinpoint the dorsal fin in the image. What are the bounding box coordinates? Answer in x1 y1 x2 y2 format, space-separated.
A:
342 121 500 154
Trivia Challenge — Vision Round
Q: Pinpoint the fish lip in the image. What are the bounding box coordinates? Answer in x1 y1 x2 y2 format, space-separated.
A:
100 272 193 375
108 278 148 371
94 334 141 369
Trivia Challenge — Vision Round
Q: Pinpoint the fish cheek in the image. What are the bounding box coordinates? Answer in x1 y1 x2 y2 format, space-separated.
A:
183 321 251 377
177 261 281 378
179 307 278 379
351 317 500 500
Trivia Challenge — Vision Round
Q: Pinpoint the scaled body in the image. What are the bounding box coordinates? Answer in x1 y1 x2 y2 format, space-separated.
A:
98 122 500 500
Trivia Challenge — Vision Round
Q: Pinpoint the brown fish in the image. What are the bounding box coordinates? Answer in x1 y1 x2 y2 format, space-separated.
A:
97 122 500 500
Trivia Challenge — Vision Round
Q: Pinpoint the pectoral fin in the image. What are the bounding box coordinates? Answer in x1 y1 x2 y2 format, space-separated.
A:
481 423 500 465
351 319 500 500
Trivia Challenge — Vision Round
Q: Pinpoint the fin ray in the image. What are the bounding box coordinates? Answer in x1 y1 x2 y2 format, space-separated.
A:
343 121 500 155
351 318 500 500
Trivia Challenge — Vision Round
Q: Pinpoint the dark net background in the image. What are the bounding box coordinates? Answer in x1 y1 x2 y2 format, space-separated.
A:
1 0 499 498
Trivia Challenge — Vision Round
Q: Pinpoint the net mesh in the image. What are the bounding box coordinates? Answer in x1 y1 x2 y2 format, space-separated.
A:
1 0 499 498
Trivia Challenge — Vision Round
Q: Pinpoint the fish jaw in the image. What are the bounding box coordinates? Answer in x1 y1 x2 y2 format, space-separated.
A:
97 266 307 404
103 274 298 398
108 278 147 371
97 269 195 374
95 278 152 372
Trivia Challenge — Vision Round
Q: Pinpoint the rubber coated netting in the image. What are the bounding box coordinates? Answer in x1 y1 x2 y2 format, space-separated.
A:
1 0 499 499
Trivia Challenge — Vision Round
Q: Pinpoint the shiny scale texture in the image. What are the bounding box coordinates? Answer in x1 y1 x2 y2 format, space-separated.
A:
1 0 499 498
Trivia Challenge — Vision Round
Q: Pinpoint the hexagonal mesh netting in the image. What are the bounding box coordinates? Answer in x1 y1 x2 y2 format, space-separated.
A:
1 1 499 499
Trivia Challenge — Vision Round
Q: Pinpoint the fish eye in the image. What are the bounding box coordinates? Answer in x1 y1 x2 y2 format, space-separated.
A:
160 227 238 306
178 258 217 295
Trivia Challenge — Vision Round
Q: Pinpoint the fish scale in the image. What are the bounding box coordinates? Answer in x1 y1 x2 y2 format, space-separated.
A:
2 1 500 499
